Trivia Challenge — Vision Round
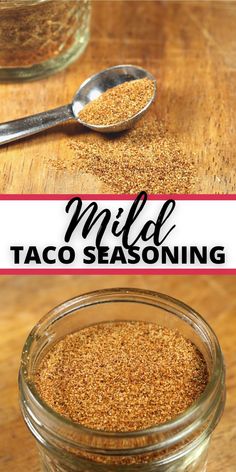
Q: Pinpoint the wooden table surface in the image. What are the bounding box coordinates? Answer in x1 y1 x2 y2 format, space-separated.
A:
0 275 235 471
0 0 235 194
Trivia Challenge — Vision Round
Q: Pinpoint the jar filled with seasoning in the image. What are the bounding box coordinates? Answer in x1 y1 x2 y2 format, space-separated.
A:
0 0 91 80
19 288 225 472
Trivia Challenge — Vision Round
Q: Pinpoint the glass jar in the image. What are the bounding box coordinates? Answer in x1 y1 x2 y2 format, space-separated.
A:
0 0 90 81
19 288 225 472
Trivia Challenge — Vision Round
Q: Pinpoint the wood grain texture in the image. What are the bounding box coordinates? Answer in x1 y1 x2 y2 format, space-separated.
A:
0 275 235 471
0 0 235 193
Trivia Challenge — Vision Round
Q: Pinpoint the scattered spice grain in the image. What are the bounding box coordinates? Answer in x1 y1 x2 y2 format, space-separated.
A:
52 114 195 193
79 78 155 126
34 321 208 432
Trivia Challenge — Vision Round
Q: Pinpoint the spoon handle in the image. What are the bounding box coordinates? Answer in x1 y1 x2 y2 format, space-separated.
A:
0 104 74 145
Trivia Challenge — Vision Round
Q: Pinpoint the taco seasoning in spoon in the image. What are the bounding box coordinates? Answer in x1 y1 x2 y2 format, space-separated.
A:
78 78 156 127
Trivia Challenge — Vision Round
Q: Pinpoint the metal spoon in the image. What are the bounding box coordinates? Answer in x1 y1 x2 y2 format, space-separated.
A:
0 65 156 146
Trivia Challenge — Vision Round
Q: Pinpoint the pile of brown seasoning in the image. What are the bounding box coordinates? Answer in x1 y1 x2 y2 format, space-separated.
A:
34 321 208 432
53 114 195 194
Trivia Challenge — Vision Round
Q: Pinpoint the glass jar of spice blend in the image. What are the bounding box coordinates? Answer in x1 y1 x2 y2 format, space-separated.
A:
19 288 225 472
0 0 90 80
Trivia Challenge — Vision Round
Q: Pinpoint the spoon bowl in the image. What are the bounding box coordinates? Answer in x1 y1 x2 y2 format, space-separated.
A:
0 64 156 145
73 64 157 133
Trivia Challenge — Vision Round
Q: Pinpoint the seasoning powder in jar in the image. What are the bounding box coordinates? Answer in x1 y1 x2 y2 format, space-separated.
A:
0 0 91 80
34 321 209 433
19 289 225 472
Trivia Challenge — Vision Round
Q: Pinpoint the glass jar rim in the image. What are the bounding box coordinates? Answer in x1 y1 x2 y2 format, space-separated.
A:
0 0 48 5
19 287 225 444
